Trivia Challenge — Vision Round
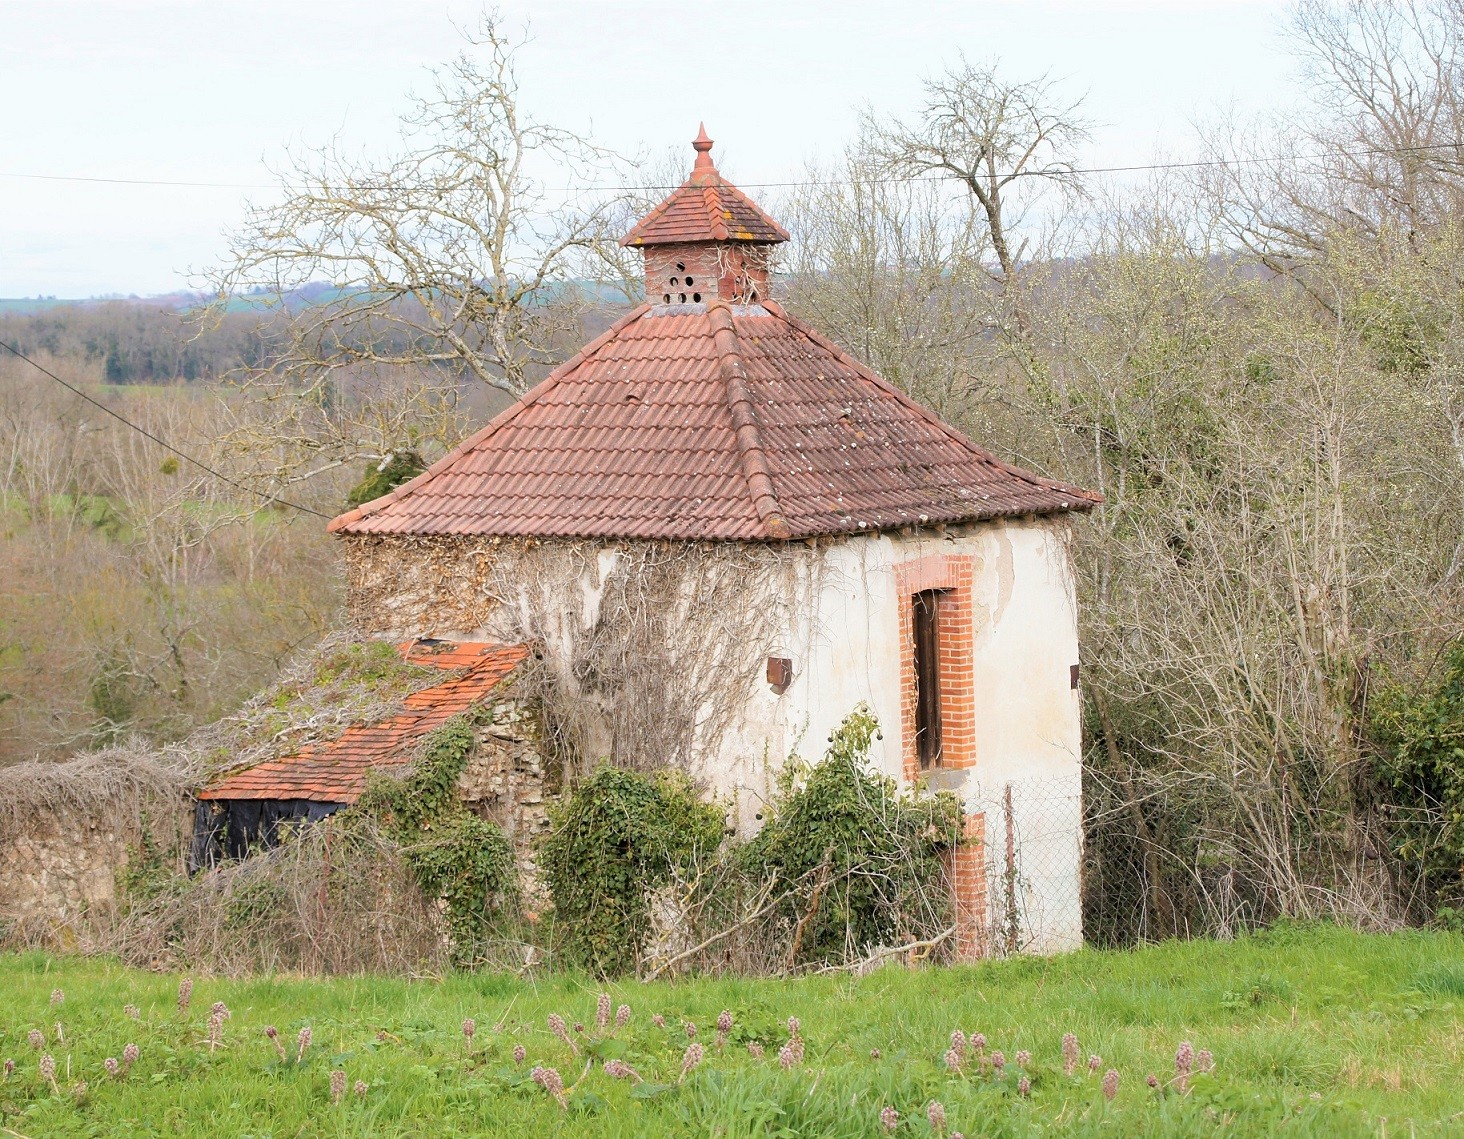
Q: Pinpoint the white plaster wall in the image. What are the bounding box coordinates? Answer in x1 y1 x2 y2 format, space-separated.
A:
744 518 1085 953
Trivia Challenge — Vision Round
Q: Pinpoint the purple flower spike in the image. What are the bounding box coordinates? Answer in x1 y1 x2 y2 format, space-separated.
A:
927 1100 948 1130
1018 1075 1031 1097
1102 1068 1119 1101
879 1105 898 1132
1062 1032 1079 1077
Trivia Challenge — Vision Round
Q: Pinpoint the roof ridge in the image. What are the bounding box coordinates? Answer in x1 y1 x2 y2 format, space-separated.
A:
328 304 654 533
761 301 1104 509
701 181 730 241
707 300 790 539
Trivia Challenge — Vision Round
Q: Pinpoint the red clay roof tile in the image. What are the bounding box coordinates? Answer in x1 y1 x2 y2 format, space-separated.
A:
621 125 789 248
199 641 528 804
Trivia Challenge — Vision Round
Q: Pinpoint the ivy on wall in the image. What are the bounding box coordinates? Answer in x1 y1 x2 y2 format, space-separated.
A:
355 714 519 964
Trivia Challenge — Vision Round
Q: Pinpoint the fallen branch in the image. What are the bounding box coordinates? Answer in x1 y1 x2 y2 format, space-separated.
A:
813 926 957 974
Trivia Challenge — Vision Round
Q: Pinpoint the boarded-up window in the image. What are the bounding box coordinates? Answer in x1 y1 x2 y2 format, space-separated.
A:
913 589 945 768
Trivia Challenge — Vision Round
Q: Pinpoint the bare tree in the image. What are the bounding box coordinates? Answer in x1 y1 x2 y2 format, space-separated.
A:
865 60 1090 332
1203 0 1464 275
205 14 621 494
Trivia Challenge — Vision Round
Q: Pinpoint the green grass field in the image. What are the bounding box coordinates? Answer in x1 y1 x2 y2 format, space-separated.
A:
1 924 1461 1137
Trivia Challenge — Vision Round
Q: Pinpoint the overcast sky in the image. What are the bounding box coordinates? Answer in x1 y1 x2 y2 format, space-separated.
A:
0 0 1302 297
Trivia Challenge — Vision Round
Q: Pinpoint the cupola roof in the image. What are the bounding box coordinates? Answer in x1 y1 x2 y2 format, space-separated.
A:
621 125 789 247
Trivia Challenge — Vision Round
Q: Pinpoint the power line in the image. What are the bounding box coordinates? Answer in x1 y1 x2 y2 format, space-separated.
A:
1 141 1461 197
0 339 332 520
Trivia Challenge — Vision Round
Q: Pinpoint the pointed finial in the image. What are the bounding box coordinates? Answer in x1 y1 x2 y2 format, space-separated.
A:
692 123 714 172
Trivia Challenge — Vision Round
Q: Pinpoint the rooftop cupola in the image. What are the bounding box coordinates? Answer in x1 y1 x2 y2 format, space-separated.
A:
621 125 789 306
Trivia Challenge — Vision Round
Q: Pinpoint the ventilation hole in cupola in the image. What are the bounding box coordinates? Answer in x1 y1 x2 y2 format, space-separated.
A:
663 293 671 303
679 293 687 303
669 277 679 286
685 276 694 286
692 292 701 302
676 262 686 272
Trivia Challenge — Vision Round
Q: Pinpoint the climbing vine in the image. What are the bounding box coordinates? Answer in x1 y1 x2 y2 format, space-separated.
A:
355 715 519 965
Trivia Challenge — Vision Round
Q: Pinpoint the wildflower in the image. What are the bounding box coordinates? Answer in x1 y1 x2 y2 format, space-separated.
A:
1146 1073 1159 1089
952 1134 965 1139
1102 1068 1119 1101
512 1044 527 1064
71 1079 87 1103
870 1047 881 1060
206 1003 230 1052
548 1013 578 1054
879 1105 898 1132
679 1042 704 1083
950 1028 967 1060
1016 1049 1032 1067
970 1032 986 1055
596 992 611 1031
1017 1075 1031 1097
652 1014 666 1028
1088 1054 1102 1074
1175 1041 1194 1093
38 1054 57 1094
1062 1032 1079 1077
532 1065 567 1108
122 1042 140 1069
615 1004 631 1029
786 1016 801 1037
264 1025 286 1061
716 1009 733 1048
26 1030 43 1050
778 1042 797 1069
49 989 64 1007
462 1018 476 1047
747 1041 764 1058
944 1047 963 1072
605 1058 641 1082
353 1080 369 1098
123 1004 140 1020
927 1099 948 1131
104 1057 120 1078
992 1050 1006 1074
296 1026 312 1064
177 977 193 1014
330 1069 346 1105
1196 1048 1214 1074
787 1035 805 1064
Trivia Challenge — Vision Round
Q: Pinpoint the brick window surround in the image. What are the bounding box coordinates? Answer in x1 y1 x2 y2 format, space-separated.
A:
895 553 977 783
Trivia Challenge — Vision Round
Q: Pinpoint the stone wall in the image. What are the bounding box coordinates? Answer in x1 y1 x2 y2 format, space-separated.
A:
458 699 555 902
0 794 191 945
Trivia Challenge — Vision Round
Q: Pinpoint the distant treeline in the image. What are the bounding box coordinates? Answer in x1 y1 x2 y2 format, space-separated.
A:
0 303 270 384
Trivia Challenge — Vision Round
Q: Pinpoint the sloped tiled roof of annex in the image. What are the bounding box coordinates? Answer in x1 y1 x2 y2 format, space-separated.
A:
621 125 789 247
199 641 527 804
329 299 1100 541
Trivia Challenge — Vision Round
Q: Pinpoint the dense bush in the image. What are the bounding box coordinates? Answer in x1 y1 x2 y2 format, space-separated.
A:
738 706 964 967
1372 642 1464 909
539 767 725 977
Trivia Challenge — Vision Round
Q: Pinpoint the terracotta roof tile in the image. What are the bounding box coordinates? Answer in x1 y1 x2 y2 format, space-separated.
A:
199 641 528 804
330 300 1100 541
621 125 789 248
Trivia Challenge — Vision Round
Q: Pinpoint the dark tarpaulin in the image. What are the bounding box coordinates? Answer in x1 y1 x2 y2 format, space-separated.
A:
190 798 345 871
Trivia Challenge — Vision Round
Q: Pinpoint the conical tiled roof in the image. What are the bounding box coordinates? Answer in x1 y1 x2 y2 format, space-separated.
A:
621 125 789 247
328 298 1100 541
